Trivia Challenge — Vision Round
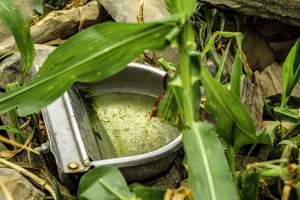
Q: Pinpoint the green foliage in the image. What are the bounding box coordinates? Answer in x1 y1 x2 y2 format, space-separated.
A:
281 38 300 107
0 20 180 116
196 31 267 150
78 167 137 200
199 57 258 150
0 0 34 76
183 122 239 200
133 186 165 200
78 167 165 200
240 169 260 200
165 0 197 16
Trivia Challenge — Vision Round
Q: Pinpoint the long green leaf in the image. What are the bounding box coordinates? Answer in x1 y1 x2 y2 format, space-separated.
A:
230 34 243 98
183 122 239 200
281 38 300 107
0 19 179 116
78 166 136 200
0 0 34 75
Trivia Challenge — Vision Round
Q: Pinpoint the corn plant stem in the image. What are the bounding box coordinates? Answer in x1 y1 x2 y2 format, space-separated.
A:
177 24 195 124
226 144 237 186
259 168 284 177
5 83 22 144
0 158 56 200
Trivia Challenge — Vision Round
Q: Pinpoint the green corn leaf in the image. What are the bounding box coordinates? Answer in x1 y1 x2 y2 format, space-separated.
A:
183 122 239 200
198 55 258 150
78 166 136 200
0 0 34 76
0 19 179 116
165 0 197 16
281 38 300 107
133 186 165 200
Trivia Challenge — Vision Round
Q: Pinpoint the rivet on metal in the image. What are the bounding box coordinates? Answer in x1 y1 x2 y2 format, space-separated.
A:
68 162 79 170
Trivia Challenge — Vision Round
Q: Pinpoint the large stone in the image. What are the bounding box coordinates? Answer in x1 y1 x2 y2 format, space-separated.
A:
0 1 100 56
99 0 179 64
242 26 276 72
0 0 35 41
255 63 300 99
32 0 100 44
201 0 300 27
241 76 264 129
0 168 44 200
99 0 169 23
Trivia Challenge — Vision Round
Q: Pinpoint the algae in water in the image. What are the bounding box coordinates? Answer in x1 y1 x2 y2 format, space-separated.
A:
85 92 179 157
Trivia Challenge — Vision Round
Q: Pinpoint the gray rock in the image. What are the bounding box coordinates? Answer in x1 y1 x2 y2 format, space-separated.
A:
242 26 276 72
0 168 44 200
241 76 264 129
100 0 169 23
202 0 300 27
254 63 300 98
99 0 179 64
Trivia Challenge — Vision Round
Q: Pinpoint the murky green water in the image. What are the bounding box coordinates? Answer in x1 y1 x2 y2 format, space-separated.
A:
84 92 179 157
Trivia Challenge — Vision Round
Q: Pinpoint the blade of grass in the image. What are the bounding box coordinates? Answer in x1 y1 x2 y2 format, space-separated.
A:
230 34 243 98
0 0 34 75
281 38 300 107
215 40 231 82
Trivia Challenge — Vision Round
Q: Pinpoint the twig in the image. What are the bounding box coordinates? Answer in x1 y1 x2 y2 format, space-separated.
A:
0 134 40 155
0 131 35 159
0 158 56 200
78 6 84 32
137 0 144 23
19 117 32 130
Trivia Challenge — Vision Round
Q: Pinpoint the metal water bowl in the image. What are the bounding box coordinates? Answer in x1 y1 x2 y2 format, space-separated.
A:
41 63 182 182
